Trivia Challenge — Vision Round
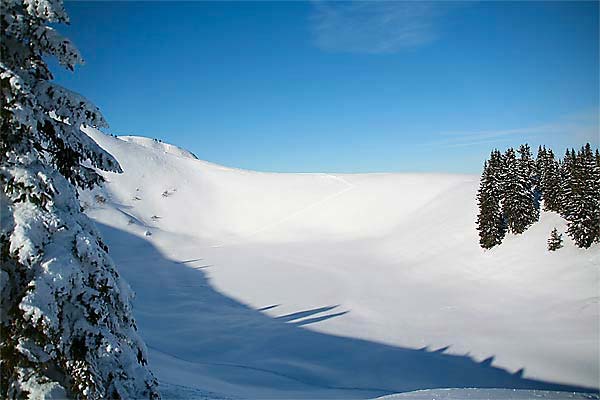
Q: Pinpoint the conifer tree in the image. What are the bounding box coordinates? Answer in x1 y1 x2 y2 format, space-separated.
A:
500 148 518 231
535 145 547 189
561 144 600 248
1 0 160 398
559 148 576 213
523 144 540 222
518 143 537 193
547 228 563 251
501 146 539 234
477 143 599 249
538 148 561 212
476 150 506 248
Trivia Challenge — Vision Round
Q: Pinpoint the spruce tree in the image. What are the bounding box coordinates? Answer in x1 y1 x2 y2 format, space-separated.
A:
519 144 537 194
1 0 159 398
501 146 539 234
540 148 561 212
547 228 563 251
561 144 600 248
535 145 547 190
501 148 518 231
476 151 506 248
559 148 576 213
526 144 540 221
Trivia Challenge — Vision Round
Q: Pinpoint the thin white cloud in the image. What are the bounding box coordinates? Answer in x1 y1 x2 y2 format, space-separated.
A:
310 1 448 54
422 109 600 149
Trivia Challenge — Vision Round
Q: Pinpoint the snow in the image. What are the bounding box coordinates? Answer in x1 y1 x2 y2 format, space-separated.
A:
81 127 599 398
2 150 158 398
18 376 67 400
377 388 599 399
119 136 199 160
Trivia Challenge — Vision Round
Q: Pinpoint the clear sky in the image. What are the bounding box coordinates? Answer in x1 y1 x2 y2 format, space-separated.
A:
52 1 599 173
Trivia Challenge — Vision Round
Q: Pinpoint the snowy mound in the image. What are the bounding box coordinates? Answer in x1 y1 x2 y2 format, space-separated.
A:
118 135 198 160
82 127 599 399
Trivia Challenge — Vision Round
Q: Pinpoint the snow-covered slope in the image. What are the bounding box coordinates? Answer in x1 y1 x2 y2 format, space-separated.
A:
377 388 598 399
119 135 199 160
81 128 599 399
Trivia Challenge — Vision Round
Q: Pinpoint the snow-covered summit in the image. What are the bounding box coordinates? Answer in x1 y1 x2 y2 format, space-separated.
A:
118 135 199 160
81 127 599 399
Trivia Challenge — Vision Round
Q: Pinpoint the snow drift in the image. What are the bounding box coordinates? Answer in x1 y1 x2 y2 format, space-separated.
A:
81 127 599 399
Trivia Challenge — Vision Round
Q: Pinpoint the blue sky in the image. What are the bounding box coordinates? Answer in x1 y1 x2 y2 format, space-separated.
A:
53 1 599 173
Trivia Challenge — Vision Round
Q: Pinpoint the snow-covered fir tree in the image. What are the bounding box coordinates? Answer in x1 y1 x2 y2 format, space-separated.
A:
1 0 160 398
477 143 599 249
585 146 600 241
500 146 539 234
547 228 563 251
476 150 506 248
536 147 561 212
561 144 600 248
559 148 577 213
535 145 550 206
499 147 517 228
517 143 540 222
518 144 538 193
535 145 548 190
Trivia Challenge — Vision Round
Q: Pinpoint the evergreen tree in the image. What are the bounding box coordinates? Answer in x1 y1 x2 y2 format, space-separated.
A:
501 146 539 234
547 228 563 251
477 143 599 249
561 144 600 248
538 148 561 212
535 145 547 190
518 143 537 192
500 148 518 230
476 151 506 248
559 148 576 213
1 0 159 398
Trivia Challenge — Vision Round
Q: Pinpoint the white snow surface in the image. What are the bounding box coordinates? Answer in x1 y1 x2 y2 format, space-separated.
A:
81 128 599 399
377 388 599 399
119 135 198 160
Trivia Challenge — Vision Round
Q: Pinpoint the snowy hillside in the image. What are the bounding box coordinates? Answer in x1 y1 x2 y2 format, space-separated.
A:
119 135 199 160
376 388 599 399
81 127 599 399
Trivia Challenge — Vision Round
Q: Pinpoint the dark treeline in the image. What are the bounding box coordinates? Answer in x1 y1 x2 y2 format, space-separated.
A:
476 143 600 250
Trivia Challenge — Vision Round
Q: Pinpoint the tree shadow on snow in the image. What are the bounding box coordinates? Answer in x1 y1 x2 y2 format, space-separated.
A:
275 305 340 322
96 223 599 399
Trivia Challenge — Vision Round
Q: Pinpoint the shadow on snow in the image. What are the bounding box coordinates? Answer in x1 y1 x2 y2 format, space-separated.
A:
97 223 598 399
